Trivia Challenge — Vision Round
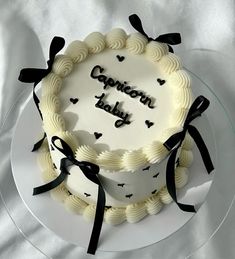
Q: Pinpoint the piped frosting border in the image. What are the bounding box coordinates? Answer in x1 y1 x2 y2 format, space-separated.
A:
40 29 192 172
37 134 194 225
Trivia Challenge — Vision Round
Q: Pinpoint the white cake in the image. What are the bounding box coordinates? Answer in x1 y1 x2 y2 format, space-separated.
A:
35 28 195 225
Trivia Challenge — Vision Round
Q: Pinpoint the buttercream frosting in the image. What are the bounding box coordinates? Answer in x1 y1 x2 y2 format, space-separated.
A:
65 40 89 63
105 28 127 49
84 32 106 53
126 32 148 54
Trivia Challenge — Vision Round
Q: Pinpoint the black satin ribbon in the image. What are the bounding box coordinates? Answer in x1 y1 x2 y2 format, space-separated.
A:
163 95 214 212
129 14 181 53
18 36 65 151
33 136 105 255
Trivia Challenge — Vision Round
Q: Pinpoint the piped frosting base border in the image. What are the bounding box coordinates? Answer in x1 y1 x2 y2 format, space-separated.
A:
37 134 194 225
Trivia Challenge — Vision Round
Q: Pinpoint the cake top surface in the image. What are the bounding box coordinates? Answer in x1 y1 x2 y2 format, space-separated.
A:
40 29 192 171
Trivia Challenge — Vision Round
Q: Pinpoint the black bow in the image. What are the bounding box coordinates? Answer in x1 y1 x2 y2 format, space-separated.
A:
163 95 214 212
33 136 105 255
129 14 181 53
18 36 65 151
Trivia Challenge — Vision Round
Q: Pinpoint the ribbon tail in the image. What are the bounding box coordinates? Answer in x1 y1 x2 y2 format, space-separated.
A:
188 125 214 174
32 132 46 152
166 148 196 213
128 14 149 38
87 183 106 255
33 171 68 195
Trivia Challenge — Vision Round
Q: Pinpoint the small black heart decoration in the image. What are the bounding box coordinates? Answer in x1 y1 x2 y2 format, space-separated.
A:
157 78 166 86
70 98 79 104
94 132 102 140
145 120 154 128
116 55 125 62
84 192 91 197
153 172 160 178
151 189 157 194
125 194 133 199
142 166 150 171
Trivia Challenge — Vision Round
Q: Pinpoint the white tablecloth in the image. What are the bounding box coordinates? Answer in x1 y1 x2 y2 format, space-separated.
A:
0 1 235 258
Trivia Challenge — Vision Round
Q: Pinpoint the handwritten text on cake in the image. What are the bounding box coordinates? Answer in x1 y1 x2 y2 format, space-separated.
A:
90 65 155 109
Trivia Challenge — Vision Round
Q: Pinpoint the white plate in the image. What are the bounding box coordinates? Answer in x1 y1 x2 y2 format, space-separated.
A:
11 92 215 252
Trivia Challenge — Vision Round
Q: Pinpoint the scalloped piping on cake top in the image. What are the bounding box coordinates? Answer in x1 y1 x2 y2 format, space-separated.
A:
40 28 192 173
36 134 194 225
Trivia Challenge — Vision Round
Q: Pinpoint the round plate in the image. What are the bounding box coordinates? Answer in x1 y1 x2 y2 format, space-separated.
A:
10 91 215 252
1 50 235 258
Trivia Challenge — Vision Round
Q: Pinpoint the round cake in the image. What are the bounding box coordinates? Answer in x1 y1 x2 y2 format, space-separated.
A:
18 14 217 255
36 27 194 225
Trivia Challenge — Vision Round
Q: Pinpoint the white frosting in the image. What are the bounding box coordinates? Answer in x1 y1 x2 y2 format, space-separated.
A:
84 32 106 53
145 41 168 62
41 73 62 96
40 94 60 113
175 87 192 108
38 139 49 153
43 113 65 135
168 70 191 89
65 41 88 63
105 28 127 49
159 186 173 204
83 204 96 222
64 195 88 214
105 207 126 225
179 149 194 168
143 141 169 164
126 202 147 223
52 55 73 77
175 167 189 188
159 127 182 143
126 33 148 54
182 133 194 150
50 184 70 202
146 194 163 215
121 150 147 172
171 108 188 127
38 29 194 218
41 168 57 182
97 151 122 170
158 53 182 74
75 145 97 163
54 131 78 153
37 152 53 170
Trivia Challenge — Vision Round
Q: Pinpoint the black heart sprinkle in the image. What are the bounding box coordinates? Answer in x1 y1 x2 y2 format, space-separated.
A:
53 163 57 169
70 98 79 104
151 189 157 194
94 132 102 140
84 192 91 197
117 183 125 187
145 120 154 128
125 194 133 199
116 55 125 62
153 173 160 178
157 78 166 86
142 166 150 171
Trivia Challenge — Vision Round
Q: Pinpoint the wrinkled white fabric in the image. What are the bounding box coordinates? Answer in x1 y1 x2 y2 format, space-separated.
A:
0 1 235 258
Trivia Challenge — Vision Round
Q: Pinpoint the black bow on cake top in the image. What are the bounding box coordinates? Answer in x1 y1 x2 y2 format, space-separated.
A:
18 36 65 120
129 14 181 53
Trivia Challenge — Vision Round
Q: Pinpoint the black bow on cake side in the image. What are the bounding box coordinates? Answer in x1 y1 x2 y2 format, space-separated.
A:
18 36 65 151
163 95 214 212
33 136 105 255
129 14 181 53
